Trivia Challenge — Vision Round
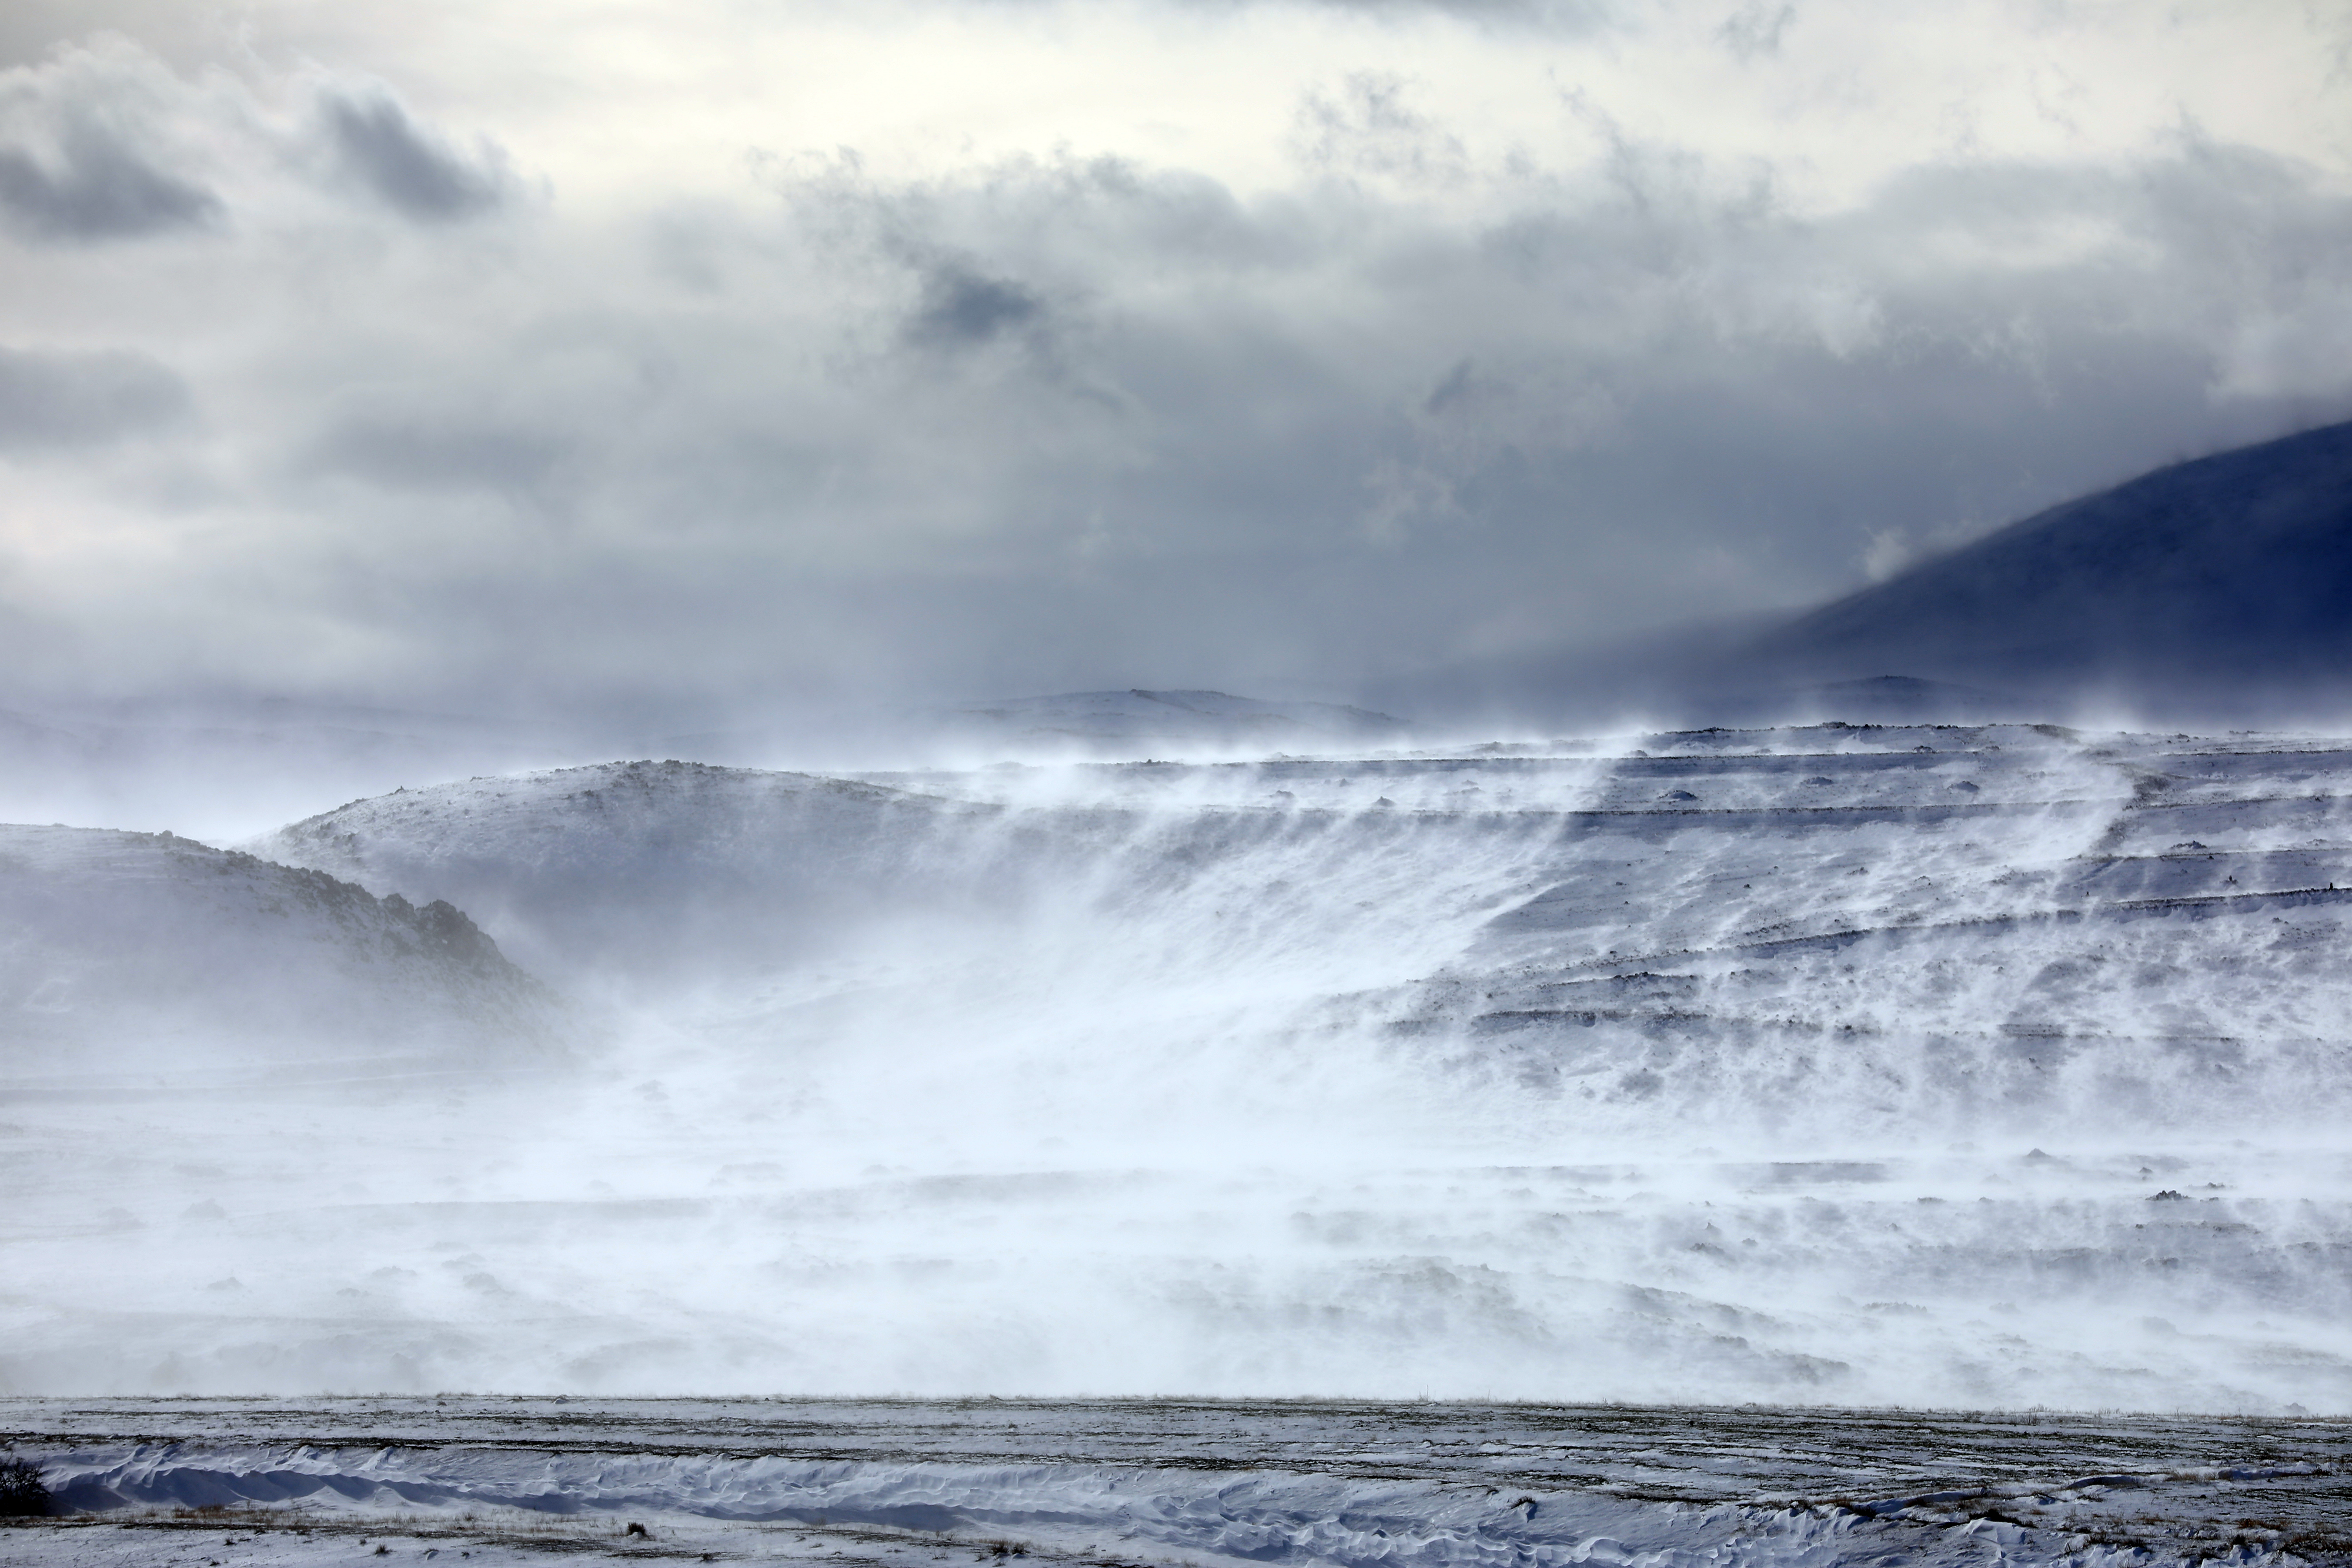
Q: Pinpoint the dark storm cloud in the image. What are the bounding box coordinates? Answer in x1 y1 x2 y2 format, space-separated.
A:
0 346 189 449
319 89 512 222
906 263 1047 348
183 128 2339 720
639 131 2352 706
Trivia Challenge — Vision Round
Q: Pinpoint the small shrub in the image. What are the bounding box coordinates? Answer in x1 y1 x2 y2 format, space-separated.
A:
0 1456 50 1518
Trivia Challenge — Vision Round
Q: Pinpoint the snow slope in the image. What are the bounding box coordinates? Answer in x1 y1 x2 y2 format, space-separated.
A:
0 825 559 1079
247 761 1055 985
253 727 2352 1132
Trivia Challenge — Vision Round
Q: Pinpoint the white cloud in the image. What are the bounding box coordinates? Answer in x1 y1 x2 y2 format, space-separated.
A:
1859 526 1912 583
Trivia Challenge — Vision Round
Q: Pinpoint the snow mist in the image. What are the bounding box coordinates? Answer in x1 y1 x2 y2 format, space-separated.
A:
4 722 2349 1410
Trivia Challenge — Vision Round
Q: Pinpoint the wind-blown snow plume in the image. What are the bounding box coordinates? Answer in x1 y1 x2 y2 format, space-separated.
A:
5 721 2348 1408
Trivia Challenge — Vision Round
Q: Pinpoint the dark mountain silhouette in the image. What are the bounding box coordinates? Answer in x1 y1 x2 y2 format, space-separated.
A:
1713 419 2352 719
1389 419 2352 727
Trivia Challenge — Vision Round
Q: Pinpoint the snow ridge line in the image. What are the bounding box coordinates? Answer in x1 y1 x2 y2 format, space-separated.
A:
1546 883 2352 977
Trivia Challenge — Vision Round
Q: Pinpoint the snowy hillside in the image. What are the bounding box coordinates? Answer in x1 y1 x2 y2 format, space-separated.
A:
256 726 2352 1126
0 825 559 1081
246 761 1055 985
41 722 2314 1408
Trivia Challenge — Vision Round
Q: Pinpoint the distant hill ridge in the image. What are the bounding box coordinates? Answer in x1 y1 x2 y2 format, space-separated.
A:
0 824 557 1075
928 688 1409 748
1726 417 2352 714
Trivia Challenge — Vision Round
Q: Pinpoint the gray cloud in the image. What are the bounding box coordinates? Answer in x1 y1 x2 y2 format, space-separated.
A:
906 262 1047 349
1297 73 1468 186
0 41 219 242
0 119 216 240
0 346 189 449
2 37 2351 725
1177 0 1609 21
640 141 2352 706
307 416 565 496
296 136 2330 719
1716 1 1793 61
319 89 512 222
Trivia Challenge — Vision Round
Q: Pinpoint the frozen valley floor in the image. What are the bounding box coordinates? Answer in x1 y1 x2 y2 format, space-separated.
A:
2 1397 2350 1568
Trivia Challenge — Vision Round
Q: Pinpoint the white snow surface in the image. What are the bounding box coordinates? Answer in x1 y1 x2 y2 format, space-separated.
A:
8 723 2352 1406
3 1396 2347 1567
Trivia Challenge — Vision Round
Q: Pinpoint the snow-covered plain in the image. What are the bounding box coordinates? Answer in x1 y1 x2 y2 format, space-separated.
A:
6 723 2352 1412
2 1395 2347 1567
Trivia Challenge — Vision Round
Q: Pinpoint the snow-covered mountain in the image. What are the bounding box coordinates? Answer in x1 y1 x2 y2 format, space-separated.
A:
256 727 2352 1126
0 825 559 1082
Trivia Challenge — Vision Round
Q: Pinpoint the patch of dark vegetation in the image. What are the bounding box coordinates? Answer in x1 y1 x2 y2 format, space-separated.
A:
0 1455 50 1517
2273 1522 2352 1560
74 1504 653 1557
162 1506 290 1529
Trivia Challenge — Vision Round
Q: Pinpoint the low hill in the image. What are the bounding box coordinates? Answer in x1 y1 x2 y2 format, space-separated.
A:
246 760 1042 986
0 825 558 1081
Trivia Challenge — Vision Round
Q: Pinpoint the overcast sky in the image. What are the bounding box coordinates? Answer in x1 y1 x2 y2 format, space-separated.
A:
1 0 2348 722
